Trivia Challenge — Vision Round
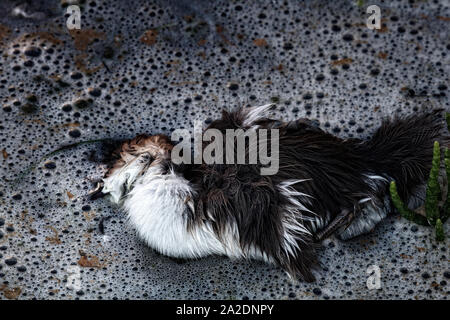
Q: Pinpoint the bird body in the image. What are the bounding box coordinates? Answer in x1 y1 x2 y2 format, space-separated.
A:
93 105 449 281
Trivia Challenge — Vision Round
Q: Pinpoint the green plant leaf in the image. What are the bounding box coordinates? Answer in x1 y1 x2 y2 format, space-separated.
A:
444 148 450 223
390 181 428 226
435 218 445 241
425 141 441 226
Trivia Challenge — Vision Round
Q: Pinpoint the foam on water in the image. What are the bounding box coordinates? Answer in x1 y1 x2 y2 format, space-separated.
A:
0 0 448 299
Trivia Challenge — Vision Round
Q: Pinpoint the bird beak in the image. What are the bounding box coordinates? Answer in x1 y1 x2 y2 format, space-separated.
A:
87 180 106 200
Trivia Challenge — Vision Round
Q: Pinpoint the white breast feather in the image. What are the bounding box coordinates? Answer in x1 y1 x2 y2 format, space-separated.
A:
123 167 226 259
102 159 274 263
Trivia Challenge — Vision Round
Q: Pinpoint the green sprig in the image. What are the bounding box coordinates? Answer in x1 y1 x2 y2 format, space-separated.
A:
425 141 441 226
389 181 428 226
444 148 450 222
436 219 444 242
390 140 447 241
